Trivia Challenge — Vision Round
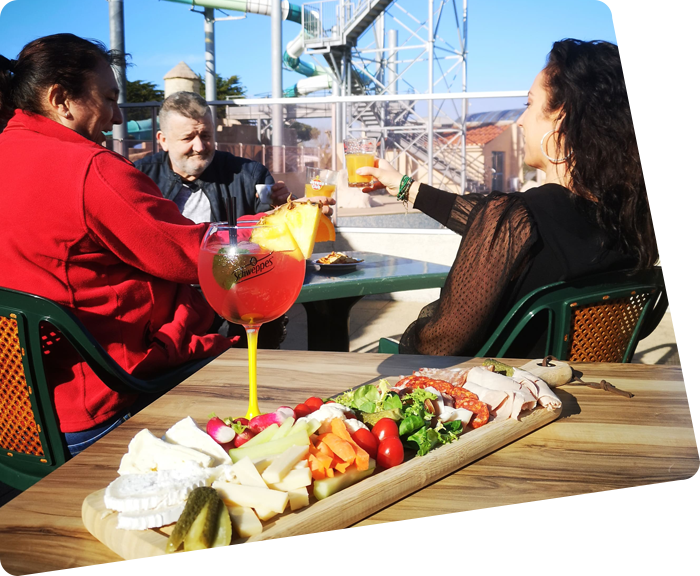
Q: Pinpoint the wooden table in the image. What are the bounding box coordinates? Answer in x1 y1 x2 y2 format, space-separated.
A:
0 350 696 574
298 251 449 351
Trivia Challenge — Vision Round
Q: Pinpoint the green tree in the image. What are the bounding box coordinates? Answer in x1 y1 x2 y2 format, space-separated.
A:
125 80 164 121
198 73 247 118
289 121 320 143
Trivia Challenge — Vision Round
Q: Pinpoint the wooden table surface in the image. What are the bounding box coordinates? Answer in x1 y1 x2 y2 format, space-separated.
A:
0 350 697 575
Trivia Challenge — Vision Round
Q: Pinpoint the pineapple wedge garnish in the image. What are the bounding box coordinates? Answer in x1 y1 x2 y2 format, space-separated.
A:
251 201 323 260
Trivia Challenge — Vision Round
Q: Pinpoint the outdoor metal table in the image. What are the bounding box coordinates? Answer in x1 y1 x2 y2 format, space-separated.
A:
0 350 696 574
297 251 450 351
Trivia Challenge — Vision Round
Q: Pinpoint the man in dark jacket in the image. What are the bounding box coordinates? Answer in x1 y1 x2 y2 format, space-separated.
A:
134 91 293 348
134 91 292 224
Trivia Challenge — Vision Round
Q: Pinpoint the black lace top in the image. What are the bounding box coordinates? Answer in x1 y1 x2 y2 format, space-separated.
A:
399 183 637 356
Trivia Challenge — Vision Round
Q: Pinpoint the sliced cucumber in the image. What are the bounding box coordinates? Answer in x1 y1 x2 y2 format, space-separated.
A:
270 416 295 440
229 429 310 463
236 423 280 450
313 459 376 500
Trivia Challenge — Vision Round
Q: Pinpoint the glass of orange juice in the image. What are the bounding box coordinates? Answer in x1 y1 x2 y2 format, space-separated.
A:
305 166 338 198
344 137 376 187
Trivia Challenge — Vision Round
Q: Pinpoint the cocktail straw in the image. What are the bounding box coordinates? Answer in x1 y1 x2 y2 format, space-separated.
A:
225 194 237 246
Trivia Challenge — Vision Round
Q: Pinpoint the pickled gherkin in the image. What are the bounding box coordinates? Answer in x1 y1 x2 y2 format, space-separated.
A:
212 497 232 548
166 486 230 553
482 358 514 377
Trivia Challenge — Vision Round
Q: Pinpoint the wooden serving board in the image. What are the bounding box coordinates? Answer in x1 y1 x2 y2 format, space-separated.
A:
82 404 560 560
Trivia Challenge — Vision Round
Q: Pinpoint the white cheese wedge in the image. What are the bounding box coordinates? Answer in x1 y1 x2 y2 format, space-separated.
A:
206 463 239 484
253 456 274 475
288 487 310 511
254 507 280 522
212 481 288 514
231 457 268 488
344 418 369 434
438 406 474 424
105 461 209 513
117 429 213 475
297 404 354 434
163 416 230 465
261 445 309 484
267 467 312 491
293 459 308 470
116 502 185 531
228 505 263 538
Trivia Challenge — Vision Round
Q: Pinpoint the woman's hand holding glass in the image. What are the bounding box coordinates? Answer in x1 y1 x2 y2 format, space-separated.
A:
356 159 404 195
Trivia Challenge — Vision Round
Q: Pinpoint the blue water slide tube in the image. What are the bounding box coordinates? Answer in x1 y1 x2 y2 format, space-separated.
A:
163 0 334 96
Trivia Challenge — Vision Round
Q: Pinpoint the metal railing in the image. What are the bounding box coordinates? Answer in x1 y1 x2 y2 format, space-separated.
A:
111 91 528 226
302 0 342 45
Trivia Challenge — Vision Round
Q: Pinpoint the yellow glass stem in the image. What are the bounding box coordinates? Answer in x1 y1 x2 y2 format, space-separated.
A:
245 325 261 420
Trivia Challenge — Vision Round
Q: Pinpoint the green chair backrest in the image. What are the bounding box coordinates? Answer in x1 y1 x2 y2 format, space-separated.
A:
475 266 667 361
378 267 667 362
0 287 215 490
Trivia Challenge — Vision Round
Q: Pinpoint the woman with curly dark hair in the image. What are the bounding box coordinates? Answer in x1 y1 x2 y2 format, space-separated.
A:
358 39 658 357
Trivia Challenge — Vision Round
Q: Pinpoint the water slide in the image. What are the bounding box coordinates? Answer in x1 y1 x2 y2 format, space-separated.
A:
164 0 334 96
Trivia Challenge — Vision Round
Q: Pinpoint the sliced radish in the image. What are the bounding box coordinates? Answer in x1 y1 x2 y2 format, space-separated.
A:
206 415 236 444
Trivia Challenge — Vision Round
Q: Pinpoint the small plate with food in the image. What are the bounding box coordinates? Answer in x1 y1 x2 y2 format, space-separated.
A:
314 252 364 271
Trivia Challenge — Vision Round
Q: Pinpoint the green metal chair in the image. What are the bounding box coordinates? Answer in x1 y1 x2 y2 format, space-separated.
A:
378 266 668 362
0 287 216 491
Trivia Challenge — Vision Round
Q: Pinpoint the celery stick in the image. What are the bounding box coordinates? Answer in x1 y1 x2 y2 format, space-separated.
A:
270 417 295 440
313 459 376 500
234 423 279 450
229 429 310 463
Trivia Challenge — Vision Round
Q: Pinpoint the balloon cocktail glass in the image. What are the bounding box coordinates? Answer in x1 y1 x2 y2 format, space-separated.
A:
198 222 306 419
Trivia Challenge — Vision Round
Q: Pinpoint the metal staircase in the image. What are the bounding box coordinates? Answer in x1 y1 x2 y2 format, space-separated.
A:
302 0 395 49
298 0 484 193
350 100 485 193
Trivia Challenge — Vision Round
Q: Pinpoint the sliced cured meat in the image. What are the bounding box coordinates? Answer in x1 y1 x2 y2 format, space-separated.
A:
413 367 469 387
511 368 562 411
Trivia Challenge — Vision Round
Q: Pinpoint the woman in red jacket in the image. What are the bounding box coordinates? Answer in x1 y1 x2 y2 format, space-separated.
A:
0 34 238 454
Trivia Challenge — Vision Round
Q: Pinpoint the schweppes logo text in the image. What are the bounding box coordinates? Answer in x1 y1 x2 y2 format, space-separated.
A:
233 253 275 284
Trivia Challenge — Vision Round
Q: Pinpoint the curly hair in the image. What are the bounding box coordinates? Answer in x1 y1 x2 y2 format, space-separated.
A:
543 38 658 270
0 33 127 132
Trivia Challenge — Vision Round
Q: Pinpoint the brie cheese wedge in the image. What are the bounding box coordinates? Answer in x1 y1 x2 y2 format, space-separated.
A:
118 429 213 475
105 461 209 513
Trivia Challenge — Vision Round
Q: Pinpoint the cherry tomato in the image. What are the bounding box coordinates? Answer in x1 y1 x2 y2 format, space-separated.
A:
371 418 400 443
377 437 404 469
294 403 312 419
305 397 324 411
351 428 379 459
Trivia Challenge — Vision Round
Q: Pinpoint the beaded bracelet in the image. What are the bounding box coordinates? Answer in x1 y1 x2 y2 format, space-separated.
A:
397 175 414 207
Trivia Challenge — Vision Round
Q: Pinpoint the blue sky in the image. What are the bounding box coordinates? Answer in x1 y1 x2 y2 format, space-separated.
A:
0 0 700 134
0 0 616 99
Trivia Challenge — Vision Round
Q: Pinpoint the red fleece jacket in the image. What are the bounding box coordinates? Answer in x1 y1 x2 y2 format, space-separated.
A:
0 111 236 432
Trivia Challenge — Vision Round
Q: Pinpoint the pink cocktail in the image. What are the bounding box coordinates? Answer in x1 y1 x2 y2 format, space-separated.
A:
198 222 305 418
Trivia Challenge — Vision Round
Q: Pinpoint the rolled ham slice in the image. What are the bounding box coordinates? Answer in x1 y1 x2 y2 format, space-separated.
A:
511 368 562 411
458 380 510 416
466 366 539 420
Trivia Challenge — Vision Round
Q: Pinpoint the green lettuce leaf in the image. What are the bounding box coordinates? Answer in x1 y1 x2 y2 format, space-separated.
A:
399 414 425 437
406 427 441 456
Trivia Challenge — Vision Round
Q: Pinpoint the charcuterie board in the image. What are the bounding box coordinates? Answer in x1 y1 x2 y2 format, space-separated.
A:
82 404 561 560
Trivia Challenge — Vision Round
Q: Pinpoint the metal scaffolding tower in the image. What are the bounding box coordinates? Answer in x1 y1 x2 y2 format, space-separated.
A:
300 0 469 191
